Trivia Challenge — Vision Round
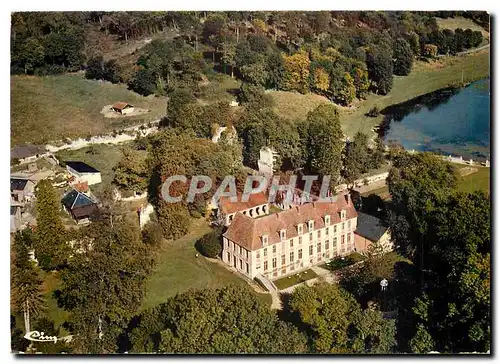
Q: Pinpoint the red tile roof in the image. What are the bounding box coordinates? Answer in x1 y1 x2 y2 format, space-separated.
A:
223 194 358 251
112 102 133 110
219 191 269 214
73 181 89 193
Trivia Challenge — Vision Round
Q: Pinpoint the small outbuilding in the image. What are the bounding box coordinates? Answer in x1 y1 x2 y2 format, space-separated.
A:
61 189 99 224
65 161 102 185
354 212 393 253
111 102 135 115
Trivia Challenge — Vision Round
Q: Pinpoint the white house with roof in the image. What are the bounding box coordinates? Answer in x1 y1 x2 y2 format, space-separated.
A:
65 161 102 185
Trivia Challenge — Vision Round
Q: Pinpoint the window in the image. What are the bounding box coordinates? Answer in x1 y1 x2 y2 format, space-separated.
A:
308 220 314 231
317 230 321 238
309 232 313 242
256 251 260 259
348 220 351 230
299 236 302 244
317 242 322 253
281 255 286 266
326 227 329 236
347 233 351 242
262 235 268 246
325 240 329 251
290 239 294 248
230 241 234 250
341 210 346 220
290 251 294 262
298 224 303 234
309 245 314 255
341 235 345 245
298 249 303 259
239 260 243 269
264 248 267 257
227 252 231 262
239 246 242 255
246 263 249 273
342 222 345 231
280 229 286 241
333 237 337 247
334 225 337 234
325 215 330 225
272 258 277 269
264 261 268 271
272 245 276 254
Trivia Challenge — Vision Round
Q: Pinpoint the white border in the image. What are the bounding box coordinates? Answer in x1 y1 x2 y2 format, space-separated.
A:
1 2 496 363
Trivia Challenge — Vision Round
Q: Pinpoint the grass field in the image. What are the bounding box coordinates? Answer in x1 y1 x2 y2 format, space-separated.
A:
273 269 318 290
141 219 271 311
436 17 490 40
269 90 330 121
341 50 490 137
11 74 167 146
456 166 490 194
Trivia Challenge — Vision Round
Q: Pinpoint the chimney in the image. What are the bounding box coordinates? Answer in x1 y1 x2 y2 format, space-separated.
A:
345 193 350 205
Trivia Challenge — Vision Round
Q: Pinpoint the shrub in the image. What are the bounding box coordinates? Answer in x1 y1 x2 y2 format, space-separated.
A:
196 227 223 258
142 221 163 247
367 105 380 117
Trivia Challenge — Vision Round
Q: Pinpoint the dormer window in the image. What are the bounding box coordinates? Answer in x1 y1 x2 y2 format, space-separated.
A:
280 229 286 241
297 223 303 234
262 234 268 246
325 215 331 225
308 220 314 231
340 209 346 220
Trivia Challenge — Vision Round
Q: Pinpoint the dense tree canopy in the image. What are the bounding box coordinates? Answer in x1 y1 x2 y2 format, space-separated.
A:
289 283 396 353
129 286 308 353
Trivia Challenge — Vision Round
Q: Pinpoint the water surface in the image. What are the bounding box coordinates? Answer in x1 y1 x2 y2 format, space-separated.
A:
380 79 490 161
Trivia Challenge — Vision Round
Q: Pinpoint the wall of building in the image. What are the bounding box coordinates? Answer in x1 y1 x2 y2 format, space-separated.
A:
222 216 357 279
67 166 102 185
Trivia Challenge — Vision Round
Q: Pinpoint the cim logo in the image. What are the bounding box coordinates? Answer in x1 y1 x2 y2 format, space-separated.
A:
24 331 74 344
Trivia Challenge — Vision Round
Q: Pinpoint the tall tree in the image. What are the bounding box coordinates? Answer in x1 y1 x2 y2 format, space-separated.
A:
301 104 344 179
34 180 67 270
366 45 394 95
11 229 46 334
57 218 153 353
393 38 413 76
342 131 370 187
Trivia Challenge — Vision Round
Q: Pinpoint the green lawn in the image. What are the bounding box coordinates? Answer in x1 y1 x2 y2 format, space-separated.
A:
341 50 490 137
456 166 490 194
11 74 167 146
273 269 318 290
141 219 271 311
55 143 135 198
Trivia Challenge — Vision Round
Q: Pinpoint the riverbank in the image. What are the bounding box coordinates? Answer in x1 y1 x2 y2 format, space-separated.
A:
340 49 490 138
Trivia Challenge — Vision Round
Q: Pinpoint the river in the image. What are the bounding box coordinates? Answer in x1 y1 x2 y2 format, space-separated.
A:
380 78 490 161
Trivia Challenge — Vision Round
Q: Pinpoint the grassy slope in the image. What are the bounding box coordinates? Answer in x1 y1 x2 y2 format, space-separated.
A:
269 91 330 121
436 16 490 39
141 219 271 311
11 74 167 146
